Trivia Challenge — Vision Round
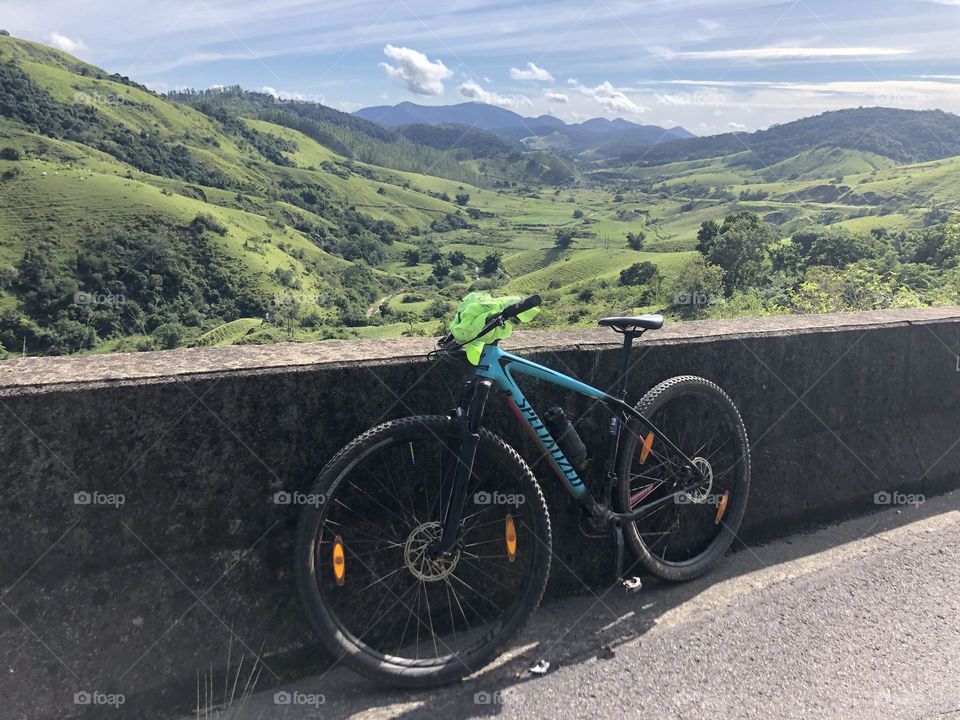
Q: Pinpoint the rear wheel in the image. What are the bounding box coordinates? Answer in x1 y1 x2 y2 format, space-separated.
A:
296 415 551 687
616 376 750 582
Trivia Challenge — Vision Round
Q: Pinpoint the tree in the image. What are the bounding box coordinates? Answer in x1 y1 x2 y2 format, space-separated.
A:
572 208 584 219
554 228 576 249
619 261 660 287
480 252 502 275
448 250 467 266
402 248 421 266
626 231 646 251
51 318 97 355
807 230 880 268
0 264 16 288
455 193 470 206
924 206 950 226
427 298 448 318
770 240 803 275
432 257 450 278
670 256 725 317
695 219 720 255
273 296 301 337
696 212 774 295
152 322 185 350
791 228 825 256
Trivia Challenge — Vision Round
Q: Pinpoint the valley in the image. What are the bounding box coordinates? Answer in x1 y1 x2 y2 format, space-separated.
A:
1 34 959 357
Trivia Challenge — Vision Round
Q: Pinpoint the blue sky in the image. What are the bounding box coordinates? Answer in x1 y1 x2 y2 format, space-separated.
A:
6 0 960 134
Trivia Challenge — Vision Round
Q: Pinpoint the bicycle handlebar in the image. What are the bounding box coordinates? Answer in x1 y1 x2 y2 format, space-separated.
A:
436 294 541 352
501 294 541 320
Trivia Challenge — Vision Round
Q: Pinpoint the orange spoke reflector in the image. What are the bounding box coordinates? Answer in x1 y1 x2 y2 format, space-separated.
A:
332 535 346 586
505 514 517 562
639 432 655 464
714 492 729 525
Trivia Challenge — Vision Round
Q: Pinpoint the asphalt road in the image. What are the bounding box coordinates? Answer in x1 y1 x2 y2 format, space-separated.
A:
200 491 960 720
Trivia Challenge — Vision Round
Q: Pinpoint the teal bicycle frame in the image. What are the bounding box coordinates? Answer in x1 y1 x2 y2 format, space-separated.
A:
433 339 706 575
474 344 607 499
432 334 709 585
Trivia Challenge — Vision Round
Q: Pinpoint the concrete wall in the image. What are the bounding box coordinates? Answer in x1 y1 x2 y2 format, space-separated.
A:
2 307 959 718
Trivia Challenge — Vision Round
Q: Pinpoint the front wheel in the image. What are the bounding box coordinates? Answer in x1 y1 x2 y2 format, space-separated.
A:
616 376 750 582
296 415 552 687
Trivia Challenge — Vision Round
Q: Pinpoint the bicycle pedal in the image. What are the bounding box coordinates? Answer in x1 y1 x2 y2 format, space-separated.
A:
621 576 643 594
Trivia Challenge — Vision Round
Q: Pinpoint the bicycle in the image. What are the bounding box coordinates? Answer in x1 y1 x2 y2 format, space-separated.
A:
296 294 750 687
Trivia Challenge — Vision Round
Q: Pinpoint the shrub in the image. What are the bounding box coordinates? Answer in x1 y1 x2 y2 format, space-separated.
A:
619 261 660 287
152 323 186 350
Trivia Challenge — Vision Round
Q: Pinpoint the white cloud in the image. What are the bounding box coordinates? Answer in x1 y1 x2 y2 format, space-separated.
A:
574 80 646 114
545 90 569 103
48 32 87 54
682 17 724 42
664 46 911 61
334 100 362 112
261 86 326 104
458 80 531 108
380 44 452 96
728 121 747 131
510 62 554 82
643 79 777 88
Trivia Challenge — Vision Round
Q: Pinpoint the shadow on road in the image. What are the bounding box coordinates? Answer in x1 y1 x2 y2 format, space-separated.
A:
201 492 957 719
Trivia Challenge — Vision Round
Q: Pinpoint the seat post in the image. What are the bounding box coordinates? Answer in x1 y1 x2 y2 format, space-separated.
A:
615 331 637 398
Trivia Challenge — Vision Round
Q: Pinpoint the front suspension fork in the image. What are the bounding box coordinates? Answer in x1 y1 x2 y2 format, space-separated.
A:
434 379 492 556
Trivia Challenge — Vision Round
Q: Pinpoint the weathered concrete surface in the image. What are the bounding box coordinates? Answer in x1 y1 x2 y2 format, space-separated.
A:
1 307 959 719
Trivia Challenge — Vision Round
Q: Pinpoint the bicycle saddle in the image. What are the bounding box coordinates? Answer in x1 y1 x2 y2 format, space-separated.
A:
598 314 664 331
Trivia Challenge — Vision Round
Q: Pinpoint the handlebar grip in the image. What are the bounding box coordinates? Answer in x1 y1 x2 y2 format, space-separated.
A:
503 294 541 319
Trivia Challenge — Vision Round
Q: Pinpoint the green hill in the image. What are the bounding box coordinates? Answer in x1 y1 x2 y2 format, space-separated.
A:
0 34 959 357
606 108 960 167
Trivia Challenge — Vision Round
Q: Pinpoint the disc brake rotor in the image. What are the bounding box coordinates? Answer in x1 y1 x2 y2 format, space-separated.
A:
685 456 714 504
403 521 461 581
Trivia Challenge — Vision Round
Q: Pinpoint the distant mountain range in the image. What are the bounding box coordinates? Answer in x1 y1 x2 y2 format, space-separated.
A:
624 107 960 167
354 101 693 153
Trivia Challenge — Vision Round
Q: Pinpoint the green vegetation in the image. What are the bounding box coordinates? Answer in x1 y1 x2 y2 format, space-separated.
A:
0 33 958 357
